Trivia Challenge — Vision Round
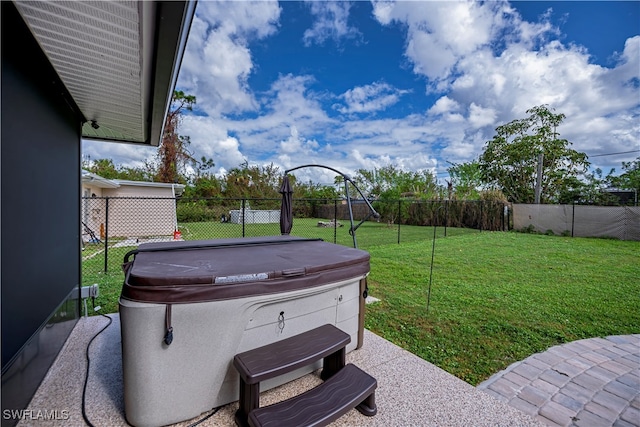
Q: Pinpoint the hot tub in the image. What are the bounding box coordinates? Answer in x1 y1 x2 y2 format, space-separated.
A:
119 236 370 427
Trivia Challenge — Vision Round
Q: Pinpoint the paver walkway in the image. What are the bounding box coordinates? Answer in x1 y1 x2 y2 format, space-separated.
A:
477 334 640 427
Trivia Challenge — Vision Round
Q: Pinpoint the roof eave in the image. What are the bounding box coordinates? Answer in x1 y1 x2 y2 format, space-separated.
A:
16 0 197 146
82 1 197 146
147 0 197 147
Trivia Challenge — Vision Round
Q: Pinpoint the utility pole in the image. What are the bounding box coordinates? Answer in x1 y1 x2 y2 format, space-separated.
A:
534 152 543 204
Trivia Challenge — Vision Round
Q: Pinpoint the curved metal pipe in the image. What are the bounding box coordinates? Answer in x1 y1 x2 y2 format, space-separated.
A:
285 164 380 248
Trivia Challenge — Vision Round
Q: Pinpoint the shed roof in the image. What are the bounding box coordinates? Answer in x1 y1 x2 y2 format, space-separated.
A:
81 170 185 195
81 170 120 189
112 179 185 196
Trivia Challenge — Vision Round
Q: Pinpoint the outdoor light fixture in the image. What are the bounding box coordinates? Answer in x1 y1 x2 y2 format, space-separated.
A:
90 120 99 129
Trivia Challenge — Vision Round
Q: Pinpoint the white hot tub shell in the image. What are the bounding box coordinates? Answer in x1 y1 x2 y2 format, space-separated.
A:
119 236 369 427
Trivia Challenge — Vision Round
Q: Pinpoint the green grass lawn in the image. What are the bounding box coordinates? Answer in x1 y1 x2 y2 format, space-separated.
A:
82 221 639 386
364 232 640 385
176 217 478 247
82 219 467 313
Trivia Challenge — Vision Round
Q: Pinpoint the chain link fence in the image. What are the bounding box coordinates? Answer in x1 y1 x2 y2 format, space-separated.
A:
512 204 640 240
81 197 507 281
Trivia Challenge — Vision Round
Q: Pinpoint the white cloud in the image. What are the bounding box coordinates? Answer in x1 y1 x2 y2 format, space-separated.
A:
428 96 461 115
371 0 639 172
370 0 394 25
179 115 246 174
350 148 436 175
615 35 640 81
176 74 336 177
279 126 319 154
468 103 497 129
447 38 639 153
81 140 157 169
303 1 360 46
178 1 281 115
266 74 327 121
442 131 485 161
351 149 388 171
371 1 558 86
200 1 281 39
230 74 335 153
372 1 513 81
84 1 639 183
336 81 410 114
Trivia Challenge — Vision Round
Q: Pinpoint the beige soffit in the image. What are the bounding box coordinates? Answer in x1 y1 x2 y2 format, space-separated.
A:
14 0 196 146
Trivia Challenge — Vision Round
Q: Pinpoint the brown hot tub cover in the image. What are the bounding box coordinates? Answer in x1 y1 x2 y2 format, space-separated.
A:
121 236 370 304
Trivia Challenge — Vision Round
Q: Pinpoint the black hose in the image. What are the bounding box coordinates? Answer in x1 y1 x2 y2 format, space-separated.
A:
82 312 113 427
186 406 221 427
81 309 221 427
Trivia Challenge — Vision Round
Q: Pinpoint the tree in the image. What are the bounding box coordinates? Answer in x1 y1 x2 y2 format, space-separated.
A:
354 165 439 200
82 158 119 179
353 165 440 224
183 156 220 199
294 180 340 200
223 162 282 199
479 105 589 203
447 160 483 200
333 174 361 201
82 157 155 181
556 169 617 205
608 157 640 194
156 90 197 183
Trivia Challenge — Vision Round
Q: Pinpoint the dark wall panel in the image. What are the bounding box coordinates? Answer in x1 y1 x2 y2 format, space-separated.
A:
1 1 82 419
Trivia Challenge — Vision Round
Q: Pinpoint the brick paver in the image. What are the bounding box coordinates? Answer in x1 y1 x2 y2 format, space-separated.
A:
477 334 640 427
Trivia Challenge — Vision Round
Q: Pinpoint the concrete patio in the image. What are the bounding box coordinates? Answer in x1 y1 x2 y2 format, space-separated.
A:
18 314 544 427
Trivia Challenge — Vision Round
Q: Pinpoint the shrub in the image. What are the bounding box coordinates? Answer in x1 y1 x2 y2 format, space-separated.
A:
177 201 224 222
520 224 537 234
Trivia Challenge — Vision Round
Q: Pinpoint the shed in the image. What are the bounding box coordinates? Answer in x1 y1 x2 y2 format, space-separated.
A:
81 170 185 240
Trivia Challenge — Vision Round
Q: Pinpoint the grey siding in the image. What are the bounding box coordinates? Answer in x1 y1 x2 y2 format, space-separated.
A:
1 2 82 422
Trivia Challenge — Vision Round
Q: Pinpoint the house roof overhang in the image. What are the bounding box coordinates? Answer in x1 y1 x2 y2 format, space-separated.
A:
14 0 196 147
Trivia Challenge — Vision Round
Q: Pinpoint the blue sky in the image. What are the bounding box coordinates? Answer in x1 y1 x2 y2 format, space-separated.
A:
83 1 640 185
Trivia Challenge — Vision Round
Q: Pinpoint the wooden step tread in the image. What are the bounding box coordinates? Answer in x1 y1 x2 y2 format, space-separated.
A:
234 324 350 384
248 363 377 427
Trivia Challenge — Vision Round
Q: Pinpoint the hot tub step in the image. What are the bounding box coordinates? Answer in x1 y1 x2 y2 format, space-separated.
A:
234 324 350 385
234 324 376 427
248 363 377 427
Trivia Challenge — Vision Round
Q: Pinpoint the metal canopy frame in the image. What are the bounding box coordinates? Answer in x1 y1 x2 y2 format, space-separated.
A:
285 164 380 248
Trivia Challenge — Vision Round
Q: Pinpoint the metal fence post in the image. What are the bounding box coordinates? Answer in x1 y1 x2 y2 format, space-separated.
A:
333 199 338 244
242 198 246 237
571 203 575 237
444 200 448 237
502 203 506 231
397 200 401 244
104 197 109 273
